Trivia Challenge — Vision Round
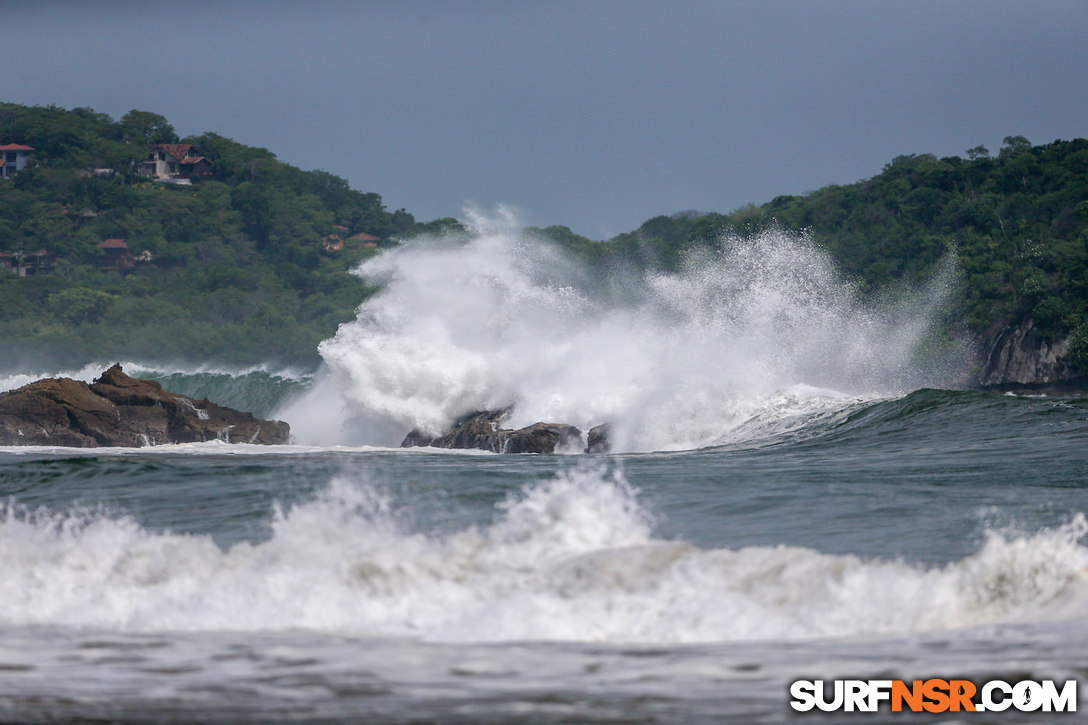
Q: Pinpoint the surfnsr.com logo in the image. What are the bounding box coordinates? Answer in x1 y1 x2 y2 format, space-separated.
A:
790 679 1077 713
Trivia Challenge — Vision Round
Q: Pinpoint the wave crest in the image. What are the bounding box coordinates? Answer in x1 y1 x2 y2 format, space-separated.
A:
289 211 968 450
0 468 1083 642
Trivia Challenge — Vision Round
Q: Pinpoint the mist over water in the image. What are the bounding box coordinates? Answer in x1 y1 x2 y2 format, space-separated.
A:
284 209 968 451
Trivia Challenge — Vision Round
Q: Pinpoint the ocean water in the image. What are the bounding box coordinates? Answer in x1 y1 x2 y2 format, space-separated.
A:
1 220 1086 722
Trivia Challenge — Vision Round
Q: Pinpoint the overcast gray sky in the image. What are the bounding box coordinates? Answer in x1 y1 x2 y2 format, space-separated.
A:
4 0 1086 238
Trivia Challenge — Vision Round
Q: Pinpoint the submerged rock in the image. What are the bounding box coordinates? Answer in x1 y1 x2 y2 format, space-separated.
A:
402 409 586 454
0 364 290 447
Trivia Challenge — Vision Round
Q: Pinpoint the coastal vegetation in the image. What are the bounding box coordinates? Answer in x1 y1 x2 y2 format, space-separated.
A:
0 102 457 368
1 102 1086 379
534 136 1088 376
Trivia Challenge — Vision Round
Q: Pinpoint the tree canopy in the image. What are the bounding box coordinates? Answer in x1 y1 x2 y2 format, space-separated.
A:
0 102 427 368
535 136 1088 371
3 101 1086 377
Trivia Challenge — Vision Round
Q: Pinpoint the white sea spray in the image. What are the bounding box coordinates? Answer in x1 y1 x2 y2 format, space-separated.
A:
284 208 968 450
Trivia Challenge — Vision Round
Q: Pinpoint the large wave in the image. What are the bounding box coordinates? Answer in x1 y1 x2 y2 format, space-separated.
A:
0 467 1083 642
283 208 969 451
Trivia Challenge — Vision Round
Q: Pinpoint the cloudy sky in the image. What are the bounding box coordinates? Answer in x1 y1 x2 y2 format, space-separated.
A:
5 1 1086 238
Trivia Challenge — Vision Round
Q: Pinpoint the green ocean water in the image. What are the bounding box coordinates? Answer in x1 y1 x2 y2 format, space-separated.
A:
0 376 1085 723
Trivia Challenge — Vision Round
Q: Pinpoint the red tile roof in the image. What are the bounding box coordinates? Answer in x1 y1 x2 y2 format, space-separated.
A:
153 144 193 160
0 144 34 152
150 144 212 167
98 239 128 249
348 232 381 242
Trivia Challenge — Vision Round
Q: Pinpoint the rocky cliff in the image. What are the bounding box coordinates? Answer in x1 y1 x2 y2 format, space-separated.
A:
0 364 290 446
977 319 1076 388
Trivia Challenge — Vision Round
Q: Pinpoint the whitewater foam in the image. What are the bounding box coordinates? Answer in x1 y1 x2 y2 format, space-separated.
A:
0 441 470 457
0 467 1082 643
0 361 312 394
288 209 967 451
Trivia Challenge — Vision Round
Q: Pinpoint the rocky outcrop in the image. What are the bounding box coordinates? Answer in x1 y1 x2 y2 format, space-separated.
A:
978 319 1071 388
0 364 290 447
402 409 604 454
586 423 612 453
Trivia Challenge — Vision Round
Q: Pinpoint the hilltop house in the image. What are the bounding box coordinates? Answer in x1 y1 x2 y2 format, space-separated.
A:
98 239 135 272
0 144 34 178
348 232 381 248
0 249 54 276
139 144 213 184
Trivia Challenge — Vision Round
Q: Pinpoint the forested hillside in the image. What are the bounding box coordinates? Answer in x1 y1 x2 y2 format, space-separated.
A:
536 136 1088 381
3 102 1086 383
0 103 457 368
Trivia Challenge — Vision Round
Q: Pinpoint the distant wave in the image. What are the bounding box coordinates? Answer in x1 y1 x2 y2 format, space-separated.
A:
0 362 313 418
690 387 1088 454
284 208 971 451
2 388 1080 462
0 465 1083 642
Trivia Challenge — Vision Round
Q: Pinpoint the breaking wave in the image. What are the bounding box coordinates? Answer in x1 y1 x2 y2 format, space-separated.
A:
286 208 968 451
0 467 1084 643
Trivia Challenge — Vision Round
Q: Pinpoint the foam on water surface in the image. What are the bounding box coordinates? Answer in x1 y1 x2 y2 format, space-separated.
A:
0 466 1083 643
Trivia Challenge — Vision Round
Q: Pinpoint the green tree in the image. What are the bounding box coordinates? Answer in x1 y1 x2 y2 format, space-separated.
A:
119 110 178 145
46 287 116 325
999 135 1031 157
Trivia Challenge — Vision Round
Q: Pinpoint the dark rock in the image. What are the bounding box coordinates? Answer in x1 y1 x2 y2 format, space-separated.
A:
586 423 612 453
402 409 509 451
504 422 584 454
400 427 439 448
978 319 1070 387
402 409 583 454
0 364 290 447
